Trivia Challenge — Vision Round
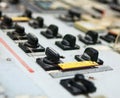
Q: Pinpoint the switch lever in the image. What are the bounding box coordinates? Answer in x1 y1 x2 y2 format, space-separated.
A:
36 47 64 71
60 74 97 95
19 33 45 53
41 24 62 38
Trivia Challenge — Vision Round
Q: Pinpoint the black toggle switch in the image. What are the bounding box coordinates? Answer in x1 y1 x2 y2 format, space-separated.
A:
36 47 63 71
29 16 46 29
0 11 2 18
60 74 96 95
55 34 80 50
68 9 81 18
15 24 26 36
25 33 39 48
59 8 83 22
74 74 97 93
21 9 32 18
7 24 27 40
78 31 101 45
100 32 117 43
19 33 45 53
9 0 20 4
0 16 15 29
75 47 103 65
41 24 62 39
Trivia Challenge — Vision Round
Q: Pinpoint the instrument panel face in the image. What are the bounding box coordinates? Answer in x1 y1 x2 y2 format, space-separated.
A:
0 0 120 98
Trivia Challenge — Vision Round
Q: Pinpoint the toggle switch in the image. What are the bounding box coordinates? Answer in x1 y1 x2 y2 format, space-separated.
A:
26 33 39 48
0 15 15 29
55 34 80 50
9 0 20 4
19 33 45 53
7 24 27 40
29 16 46 29
75 47 103 65
36 47 64 71
59 8 83 22
100 31 117 43
60 74 96 95
78 30 101 45
41 24 62 38
74 74 97 93
21 9 32 19
0 11 2 18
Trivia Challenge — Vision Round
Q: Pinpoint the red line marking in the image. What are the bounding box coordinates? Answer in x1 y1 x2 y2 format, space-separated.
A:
0 38 34 73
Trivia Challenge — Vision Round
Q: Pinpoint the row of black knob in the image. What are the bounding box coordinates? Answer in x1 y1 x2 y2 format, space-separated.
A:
0 10 117 44
6 26 104 69
6 22 116 46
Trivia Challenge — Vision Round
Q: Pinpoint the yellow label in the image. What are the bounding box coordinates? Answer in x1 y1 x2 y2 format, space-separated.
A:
11 17 30 22
58 61 99 70
109 28 120 35
74 21 105 32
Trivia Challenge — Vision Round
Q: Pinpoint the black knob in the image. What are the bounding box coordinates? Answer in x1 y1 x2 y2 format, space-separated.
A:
85 31 98 44
36 47 61 71
29 16 44 28
15 24 25 36
2 16 13 26
60 74 97 95
83 47 99 62
75 47 103 65
36 17 44 27
68 8 81 18
78 30 100 45
74 74 97 93
9 0 20 4
46 24 58 37
44 47 61 64
83 48 103 64
25 33 39 48
23 9 32 18
41 24 62 39
62 34 76 47
74 74 96 93
0 11 2 18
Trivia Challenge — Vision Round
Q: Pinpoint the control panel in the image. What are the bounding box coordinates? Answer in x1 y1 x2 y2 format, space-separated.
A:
0 0 120 98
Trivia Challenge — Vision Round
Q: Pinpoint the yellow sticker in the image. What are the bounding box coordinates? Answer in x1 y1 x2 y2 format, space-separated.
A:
74 21 105 33
58 61 99 70
11 17 30 22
